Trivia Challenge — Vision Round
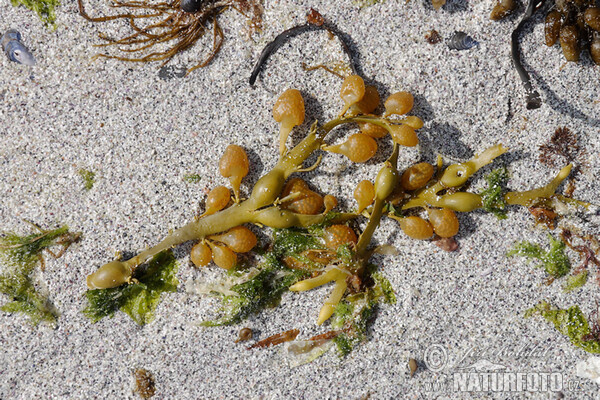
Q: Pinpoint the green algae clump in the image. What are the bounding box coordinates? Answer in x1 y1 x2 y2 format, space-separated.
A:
11 0 60 27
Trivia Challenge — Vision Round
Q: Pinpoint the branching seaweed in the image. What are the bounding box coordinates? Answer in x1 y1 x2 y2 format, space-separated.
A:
83 73 589 357
539 127 580 168
0 223 80 324
508 234 571 280
78 0 262 74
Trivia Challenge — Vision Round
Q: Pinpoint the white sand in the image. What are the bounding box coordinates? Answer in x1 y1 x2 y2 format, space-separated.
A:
1 0 599 398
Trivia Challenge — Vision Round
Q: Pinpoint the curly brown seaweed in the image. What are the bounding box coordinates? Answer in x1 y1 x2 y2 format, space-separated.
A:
539 127 580 167
78 0 262 75
249 9 358 85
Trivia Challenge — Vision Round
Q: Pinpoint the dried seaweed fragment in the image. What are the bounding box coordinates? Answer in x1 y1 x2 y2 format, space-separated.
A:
247 328 300 349
78 0 262 74
306 8 324 26
134 368 156 399
425 29 442 45
529 207 558 229
539 127 580 167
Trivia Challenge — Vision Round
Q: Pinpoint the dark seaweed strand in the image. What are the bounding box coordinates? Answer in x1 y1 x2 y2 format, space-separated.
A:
249 22 358 86
511 0 546 110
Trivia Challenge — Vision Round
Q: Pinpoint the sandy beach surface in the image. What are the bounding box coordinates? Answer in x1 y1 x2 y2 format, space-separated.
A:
1 0 599 398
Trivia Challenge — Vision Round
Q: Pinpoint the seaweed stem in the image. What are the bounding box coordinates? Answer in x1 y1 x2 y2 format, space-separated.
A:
511 0 546 110
88 117 369 287
355 144 399 259
249 21 358 86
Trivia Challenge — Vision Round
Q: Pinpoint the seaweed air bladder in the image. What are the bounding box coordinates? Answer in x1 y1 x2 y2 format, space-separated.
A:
77 0 263 74
83 72 585 359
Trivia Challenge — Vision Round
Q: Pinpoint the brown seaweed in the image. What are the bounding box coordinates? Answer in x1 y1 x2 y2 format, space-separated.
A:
247 328 300 349
78 0 262 74
544 1 600 64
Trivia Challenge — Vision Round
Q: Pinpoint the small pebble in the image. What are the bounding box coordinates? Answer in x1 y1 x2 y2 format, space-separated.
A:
408 358 418 377
235 327 253 343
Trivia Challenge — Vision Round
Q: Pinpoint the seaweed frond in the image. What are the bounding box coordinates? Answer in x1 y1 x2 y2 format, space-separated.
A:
329 273 393 357
525 301 600 354
479 166 509 219
83 250 178 325
201 264 308 327
78 169 96 190
332 296 376 357
508 234 571 279
564 271 588 292
0 223 79 324
271 228 323 259
200 227 328 326
10 0 60 27
372 271 396 304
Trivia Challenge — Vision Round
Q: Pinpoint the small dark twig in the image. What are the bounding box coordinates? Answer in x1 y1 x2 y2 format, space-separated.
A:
249 18 359 86
511 0 546 110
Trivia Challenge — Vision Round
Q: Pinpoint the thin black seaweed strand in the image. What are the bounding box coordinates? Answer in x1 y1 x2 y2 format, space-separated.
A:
249 22 359 86
511 0 546 110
